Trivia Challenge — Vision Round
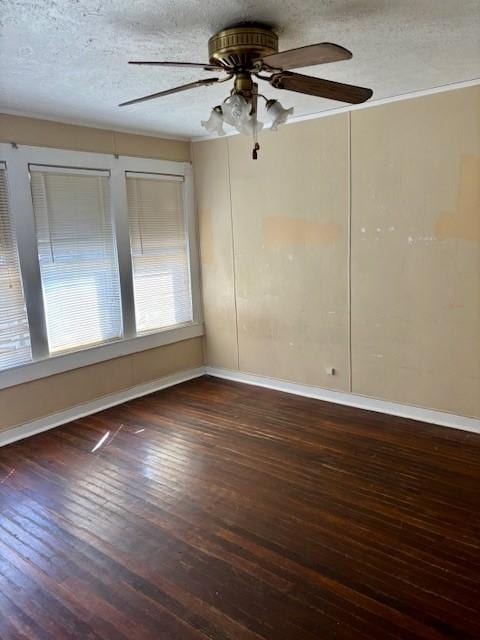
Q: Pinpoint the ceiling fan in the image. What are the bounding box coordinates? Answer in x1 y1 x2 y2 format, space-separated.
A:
120 23 373 158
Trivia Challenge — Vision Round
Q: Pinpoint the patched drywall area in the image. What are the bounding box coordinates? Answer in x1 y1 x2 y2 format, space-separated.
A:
226 116 350 390
263 217 342 249
435 156 480 243
192 138 238 369
351 85 480 418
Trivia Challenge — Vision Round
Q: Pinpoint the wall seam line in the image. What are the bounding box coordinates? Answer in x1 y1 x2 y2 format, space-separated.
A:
226 138 241 370
347 111 353 393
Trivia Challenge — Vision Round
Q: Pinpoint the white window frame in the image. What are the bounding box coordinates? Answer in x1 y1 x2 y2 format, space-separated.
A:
0 143 203 390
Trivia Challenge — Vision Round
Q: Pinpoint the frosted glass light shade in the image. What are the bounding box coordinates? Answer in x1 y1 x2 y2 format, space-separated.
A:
201 106 225 135
266 99 294 131
222 94 251 128
223 94 264 135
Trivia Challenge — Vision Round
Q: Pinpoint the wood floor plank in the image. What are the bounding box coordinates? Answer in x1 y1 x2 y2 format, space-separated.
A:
0 375 479 639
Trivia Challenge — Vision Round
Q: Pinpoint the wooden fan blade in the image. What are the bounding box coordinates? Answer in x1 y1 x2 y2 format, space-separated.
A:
259 43 352 70
129 61 220 71
270 72 372 104
119 78 219 107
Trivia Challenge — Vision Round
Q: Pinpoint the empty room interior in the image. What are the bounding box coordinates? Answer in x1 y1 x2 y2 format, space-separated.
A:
0 1 479 638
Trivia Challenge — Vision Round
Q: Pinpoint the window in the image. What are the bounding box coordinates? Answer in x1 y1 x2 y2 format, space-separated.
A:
30 166 122 353
126 173 192 333
0 164 31 370
0 144 201 389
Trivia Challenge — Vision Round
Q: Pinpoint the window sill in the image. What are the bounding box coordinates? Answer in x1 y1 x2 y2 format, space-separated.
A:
0 322 204 391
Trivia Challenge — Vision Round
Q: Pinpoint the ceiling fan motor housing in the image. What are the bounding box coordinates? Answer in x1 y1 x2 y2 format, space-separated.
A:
208 25 278 68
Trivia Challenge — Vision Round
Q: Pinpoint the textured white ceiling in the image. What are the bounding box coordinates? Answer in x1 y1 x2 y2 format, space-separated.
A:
1 1 479 138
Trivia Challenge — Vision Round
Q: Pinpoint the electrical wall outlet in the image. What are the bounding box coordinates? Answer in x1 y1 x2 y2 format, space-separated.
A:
325 367 335 376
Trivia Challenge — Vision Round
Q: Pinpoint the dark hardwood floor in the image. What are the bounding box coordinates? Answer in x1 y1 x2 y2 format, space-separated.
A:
0 375 479 640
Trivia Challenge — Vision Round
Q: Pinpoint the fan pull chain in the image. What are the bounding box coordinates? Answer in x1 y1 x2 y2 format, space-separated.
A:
252 122 260 160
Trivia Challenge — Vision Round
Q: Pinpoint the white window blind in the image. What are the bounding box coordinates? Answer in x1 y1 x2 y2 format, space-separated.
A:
126 173 192 333
0 164 32 370
30 166 122 354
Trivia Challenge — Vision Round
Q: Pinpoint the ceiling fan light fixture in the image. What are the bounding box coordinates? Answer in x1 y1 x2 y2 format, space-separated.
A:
221 94 251 128
121 24 372 157
219 93 264 137
266 99 294 131
201 105 225 136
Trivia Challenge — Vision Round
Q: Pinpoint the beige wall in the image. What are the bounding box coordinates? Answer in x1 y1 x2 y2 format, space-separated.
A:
0 113 190 161
192 139 238 370
193 85 480 419
194 114 350 392
229 115 350 391
351 87 480 417
0 114 202 434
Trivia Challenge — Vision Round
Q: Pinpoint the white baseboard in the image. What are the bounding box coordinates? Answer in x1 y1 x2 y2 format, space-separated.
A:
206 367 480 434
2 364 478 448
0 367 205 447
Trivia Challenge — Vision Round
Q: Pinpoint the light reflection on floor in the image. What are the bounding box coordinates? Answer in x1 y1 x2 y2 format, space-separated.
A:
0 468 15 484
